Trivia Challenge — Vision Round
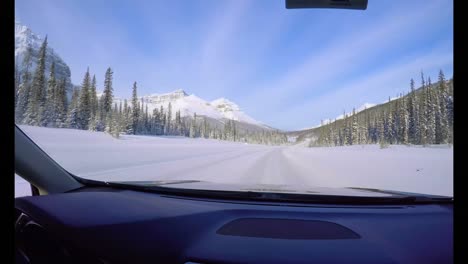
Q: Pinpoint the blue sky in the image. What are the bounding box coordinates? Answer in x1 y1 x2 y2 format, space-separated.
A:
15 0 453 131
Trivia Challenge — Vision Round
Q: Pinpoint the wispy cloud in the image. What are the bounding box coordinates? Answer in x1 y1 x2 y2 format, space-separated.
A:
241 0 452 115
271 50 453 130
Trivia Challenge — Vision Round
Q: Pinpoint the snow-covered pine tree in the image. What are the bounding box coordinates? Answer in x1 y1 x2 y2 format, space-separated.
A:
378 110 385 145
189 113 197 138
88 114 98 132
105 110 112 135
94 97 105 132
102 67 114 114
131 82 139 134
66 88 80 129
163 112 168 135
122 99 132 134
43 61 57 127
329 120 336 146
137 99 144 134
418 75 428 145
152 108 160 135
360 114 367 145
407 79 418 144
15 46 33 123
351 108 358 145
15 63 20 108
167 102 172 135
399 94 409 144
201 117 208 138
232 120 237 141
144 104 149 134
434 84 442 144
90 75 98 118
111 102 121 138
175 110 181 135
77 68 92 130
437 70 449 144
426 77 436 144
54 77 68 128
118 101 124 133
24 37 48 126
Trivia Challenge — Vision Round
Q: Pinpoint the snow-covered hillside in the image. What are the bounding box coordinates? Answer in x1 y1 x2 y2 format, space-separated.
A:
15 21 74 97
303 102 377 130
16 126 453 197
113 89 270 129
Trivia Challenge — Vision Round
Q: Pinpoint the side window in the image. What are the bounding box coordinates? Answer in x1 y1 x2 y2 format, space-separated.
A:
15 174 32 198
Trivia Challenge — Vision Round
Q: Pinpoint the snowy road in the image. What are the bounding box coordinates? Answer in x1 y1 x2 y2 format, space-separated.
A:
15 126 453 197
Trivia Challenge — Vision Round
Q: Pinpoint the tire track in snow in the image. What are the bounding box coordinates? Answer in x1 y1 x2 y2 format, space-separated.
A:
86 147 270 181
239 147 309 186
80 147 251 178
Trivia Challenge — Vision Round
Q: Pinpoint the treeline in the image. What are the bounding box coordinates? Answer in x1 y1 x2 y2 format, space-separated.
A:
310 71 453 147
14 37 287 145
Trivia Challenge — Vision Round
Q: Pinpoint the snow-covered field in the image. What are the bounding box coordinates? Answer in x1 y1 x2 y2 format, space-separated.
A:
15 125 453 197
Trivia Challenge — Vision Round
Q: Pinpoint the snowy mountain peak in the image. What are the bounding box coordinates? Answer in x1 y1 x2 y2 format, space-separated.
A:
144 89 188 103
15 21 42 56
15 21 73 99
112 90 268 129
211 98 240 112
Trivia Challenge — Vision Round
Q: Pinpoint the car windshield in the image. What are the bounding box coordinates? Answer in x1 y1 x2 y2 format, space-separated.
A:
14 0 453 198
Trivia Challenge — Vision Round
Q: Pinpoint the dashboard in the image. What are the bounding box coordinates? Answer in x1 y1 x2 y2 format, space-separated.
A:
15 187 453 264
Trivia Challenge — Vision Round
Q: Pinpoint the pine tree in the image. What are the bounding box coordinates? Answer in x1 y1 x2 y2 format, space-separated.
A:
359 114 367 145
123 99 133 134
137 99 145 134
378 111 385 145
66 88 80 129
419 77 428 145
400 94 409 144
105 110 113 135
77 68 92 129
145 104 149 133
152 108 160 135
111 102 121 138
437 70 449 143
102 67 114 114
54 77 68 127
407 79 418 144
90 75 98 118
131 82 139 134
43 61 57 127
15 63 20 108
24 37 48 126
175 110 181 135
167 102 172 135
189 113 197 138
351 108 358 145
160 105 165 135
15 46 33 123
232 120 237 141
426 77 436 144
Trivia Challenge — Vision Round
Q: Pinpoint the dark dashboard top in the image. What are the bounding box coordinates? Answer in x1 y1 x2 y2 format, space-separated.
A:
15 187 453 264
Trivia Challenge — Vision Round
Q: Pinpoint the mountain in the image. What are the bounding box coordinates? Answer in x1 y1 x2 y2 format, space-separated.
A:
15 21 74 98
113 89 272 131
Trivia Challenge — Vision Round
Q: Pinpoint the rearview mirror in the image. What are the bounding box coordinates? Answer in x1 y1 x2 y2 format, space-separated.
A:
286 0 368 10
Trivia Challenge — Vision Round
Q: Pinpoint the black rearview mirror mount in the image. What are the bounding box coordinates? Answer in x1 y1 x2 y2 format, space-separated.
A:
286 0 368 10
